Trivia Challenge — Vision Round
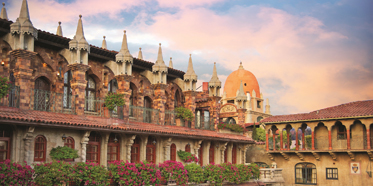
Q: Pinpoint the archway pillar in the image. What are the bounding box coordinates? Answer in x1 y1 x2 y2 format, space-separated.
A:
11 50 36 110
323 121 334 150
68 63 90 115
115 74 133 121
360 119 372 149
153 84 167 125
341 121 353 150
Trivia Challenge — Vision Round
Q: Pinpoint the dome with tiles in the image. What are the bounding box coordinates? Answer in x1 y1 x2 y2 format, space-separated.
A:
223 63 260 99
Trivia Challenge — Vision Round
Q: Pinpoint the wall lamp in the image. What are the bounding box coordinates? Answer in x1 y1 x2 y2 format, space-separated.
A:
62 134 67 141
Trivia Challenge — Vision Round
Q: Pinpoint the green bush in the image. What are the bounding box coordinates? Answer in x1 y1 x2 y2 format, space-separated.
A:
218 123 246 132
204 164 225 185
49 146 79 160
177 150 198 163
159 160 188 185
135 161 161 186
104 92 125 111
108 160 141 186
34 160 74 186
247 163 260 179
305 135 312 149
185 163 204 184
255 127 266 141
73 162 110 186
0 160 34 186
175 107 194 121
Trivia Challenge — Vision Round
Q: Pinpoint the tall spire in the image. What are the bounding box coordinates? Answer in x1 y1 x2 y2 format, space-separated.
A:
56 21 63 36
208 62 222 96
75 15 86 42
169 57 173 68
138 48 143 59
236 80 247 101
116 30 132 62
155 43 165 65
0 2 8 20
184 54 198 91
265 98 271 114
102 36 107 49
19 0 31 23
238 61 244 70
69 15 90 64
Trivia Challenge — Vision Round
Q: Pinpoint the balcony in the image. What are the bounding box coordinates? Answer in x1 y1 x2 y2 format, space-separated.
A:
129 105 159 125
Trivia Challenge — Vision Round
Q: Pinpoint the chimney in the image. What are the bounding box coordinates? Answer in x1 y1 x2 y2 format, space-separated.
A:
203 82 209 94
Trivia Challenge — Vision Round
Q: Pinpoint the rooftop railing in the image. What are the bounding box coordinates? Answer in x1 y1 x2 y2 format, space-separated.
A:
129 105 159 125
0 86 20 108
30 89 76 114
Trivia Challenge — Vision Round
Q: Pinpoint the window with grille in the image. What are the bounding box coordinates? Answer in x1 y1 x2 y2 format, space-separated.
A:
0 126 12 162
146 136 156 163
87 132 100 164
85 74 96 111
63 71 72 108
209 143 214 164
131 137 140 163
170 144 176 161
107 134 119 164
34 136 46 162
64 137 75 161
185 144 191 153
295 163 317 184
326 168 338 180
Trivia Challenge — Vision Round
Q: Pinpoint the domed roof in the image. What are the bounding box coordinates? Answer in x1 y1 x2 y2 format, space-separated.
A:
223 63 260 98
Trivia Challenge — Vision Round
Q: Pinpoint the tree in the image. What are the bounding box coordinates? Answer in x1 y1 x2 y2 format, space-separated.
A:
255 127 266 142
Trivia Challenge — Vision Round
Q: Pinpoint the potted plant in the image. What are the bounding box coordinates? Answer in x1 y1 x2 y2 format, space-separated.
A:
104 92 125 117
175 107 194 126
177 150 198 164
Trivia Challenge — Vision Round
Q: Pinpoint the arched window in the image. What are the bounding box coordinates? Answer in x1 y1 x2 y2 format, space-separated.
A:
108 79 118 93
63 71 72 108
224 148 227 163
34 135 46 162
170 144 176 161
185 144 191 153
225 117 236 124
87 132 100 164
196 110 201 128
144 97 152 123
146 136 156 163
295 162 317 184
107 134 120 164
129 83 136 117
336 122 347 140
209 143 214 164
257 116 263 122
85 74 96 111
198 143 203 166
131 137 140 163
0 125 12 162
174 90 181 108
232 144 237 164
64 137 75 161
34 77 50 111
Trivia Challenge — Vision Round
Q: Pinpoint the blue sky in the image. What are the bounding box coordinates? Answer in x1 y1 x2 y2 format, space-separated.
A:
3 0 373 115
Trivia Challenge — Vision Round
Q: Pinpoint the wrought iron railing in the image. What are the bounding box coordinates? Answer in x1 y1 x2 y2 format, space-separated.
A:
165 110 176 126
129 105 159 125
84 96 104 116
30 89 76 114
203 119 215 131
0 86 20 108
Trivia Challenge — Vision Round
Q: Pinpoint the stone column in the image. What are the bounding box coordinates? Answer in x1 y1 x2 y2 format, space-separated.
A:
153 84 167 125
347 129 351 150
183 91 196 128
273 130 276 150
80 131 90 163
237 108 247 126
125 135 136 161
295 129 299 151
11 50 36 110
194 140 203 160
302 128 306 150
311 131 315 150
220 142 228 164
23 127 34 165
280 131 283 150
208 97 221 130
115 74 133 121
286 128 290 150
140 136 148 162
328 130 332 150
367 130 371 150
266 133 269 151
163 138 172 162
101 133 110 167
68 63 90 115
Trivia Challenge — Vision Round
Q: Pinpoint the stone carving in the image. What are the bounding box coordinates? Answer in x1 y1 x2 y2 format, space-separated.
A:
163 138 172 161
126 135 136 161
80 131 90 163
220 142 228 163
23 127 34 164
220 104 236 113
194 140 203 156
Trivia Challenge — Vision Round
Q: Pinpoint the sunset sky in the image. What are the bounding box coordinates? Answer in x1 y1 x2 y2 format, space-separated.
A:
4 0 373 115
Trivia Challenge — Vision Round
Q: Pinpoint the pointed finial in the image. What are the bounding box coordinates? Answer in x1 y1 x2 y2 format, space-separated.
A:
159 43 161 46
138 47 143 59
155 43 165 65
102 36 107 49
56 21 63 36
238 61 244 70
169 57 173 68
79 14 82 18
0 2 8 20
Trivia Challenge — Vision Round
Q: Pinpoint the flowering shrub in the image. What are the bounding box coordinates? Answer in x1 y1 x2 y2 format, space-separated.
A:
49 146 79 160
247 163 260 179
34 160 74 186
185 163 204 184
177 150 198 163
109 160 141 186
73 162 110 186
236 164 253 182
135 161 161 186
204 163 225 185
0 76 11 99
175 107 194 121
218 123 246 133
0 160 34 186
159 160 188 185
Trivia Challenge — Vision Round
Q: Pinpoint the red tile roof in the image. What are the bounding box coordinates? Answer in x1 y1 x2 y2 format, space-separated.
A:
262 100 373 123
0 106 254 143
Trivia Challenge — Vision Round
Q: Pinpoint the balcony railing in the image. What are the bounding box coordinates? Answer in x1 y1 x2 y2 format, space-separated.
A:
129 105 159 125
0 86 20 108
84 96 104 116
30 89 76 114
165 110 176 126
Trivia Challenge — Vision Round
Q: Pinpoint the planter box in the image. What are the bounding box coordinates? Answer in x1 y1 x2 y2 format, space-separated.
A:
218 128 243 135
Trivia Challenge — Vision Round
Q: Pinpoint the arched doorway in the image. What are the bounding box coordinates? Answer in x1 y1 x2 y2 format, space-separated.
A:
209 142 215 164
34 77 50 111
232 144 237 164
146 136 156 163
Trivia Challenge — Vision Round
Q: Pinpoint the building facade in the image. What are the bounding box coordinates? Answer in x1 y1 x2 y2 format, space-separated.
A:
0 0 257 167
262 100 373 185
